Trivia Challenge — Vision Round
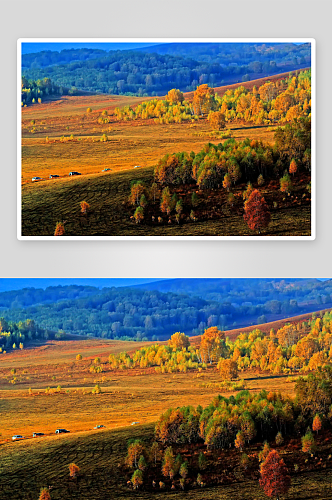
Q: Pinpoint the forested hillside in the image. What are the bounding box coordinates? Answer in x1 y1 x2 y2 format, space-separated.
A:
21 43 311 97
0 280 331 341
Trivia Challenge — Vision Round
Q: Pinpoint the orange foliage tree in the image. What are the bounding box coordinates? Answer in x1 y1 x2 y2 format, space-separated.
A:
162 446 175 479
126 440 144 468
259 450 291 500
218 358 238 380
207 110 226 130
54 222 65 236
235 431 245 451
69 463 80 478
129 182 145 205
80 201 90 214
166 88 184 104
289 159 297 176
222 173 231 191
39 488 51 500
200 326 226 364
193 84 216 116
312 414 322 434
243 189 271 234
168 332 190 350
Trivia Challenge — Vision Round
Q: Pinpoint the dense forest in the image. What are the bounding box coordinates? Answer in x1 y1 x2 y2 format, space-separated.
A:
0 280 331 340
21 43 311 96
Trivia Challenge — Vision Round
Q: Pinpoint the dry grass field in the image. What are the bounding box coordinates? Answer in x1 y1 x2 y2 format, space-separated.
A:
21 72 312 237
0 337 297 441
21 96 276 183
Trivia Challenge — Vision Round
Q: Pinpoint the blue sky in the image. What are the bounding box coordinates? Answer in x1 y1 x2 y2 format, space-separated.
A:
21 42 159 54
0 278 164 292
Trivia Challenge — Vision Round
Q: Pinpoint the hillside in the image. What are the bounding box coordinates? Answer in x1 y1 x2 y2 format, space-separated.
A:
21 42 311 96
1 279 331 341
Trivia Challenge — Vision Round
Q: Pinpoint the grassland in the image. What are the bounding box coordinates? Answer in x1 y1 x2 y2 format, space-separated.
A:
21 72 311 237
0 337 331 499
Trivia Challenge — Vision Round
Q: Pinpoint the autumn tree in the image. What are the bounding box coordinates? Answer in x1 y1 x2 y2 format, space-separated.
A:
312 414 322 434
138 455 147 472
150 182 159 202
150 442 162 466
235 431 245 451
280 172 293 193
127 440 144 468
302 430 315 454
180 461 188 479
207 110 226 130
218 358 238 380
76 354 82 361
275 432 284 446
289 159 297 176
243 182 253 201
140 194 147 208
166 88 184 104
168 332 190 350
131 469 143 489
200 326 226 364
259 442 271 463
54 222 65 236
243 189 271 234
160 187 172 215
162 446 175 478
259 450 291 500
80 201 90 214
222 173 231 191
134 206 144 224
39 488 51 500
69 463 80 478
129 182 145 205
257 174 265 186
193 84 216 116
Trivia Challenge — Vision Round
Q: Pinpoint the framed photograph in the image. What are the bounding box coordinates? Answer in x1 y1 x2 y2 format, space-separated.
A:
18 39 315 239
1 277 331 499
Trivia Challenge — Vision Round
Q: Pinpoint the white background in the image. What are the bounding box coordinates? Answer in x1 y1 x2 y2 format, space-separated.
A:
1 0 331 278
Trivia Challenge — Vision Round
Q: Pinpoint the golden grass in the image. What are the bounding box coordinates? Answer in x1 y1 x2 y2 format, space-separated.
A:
0 338 296 442
21 94 275 184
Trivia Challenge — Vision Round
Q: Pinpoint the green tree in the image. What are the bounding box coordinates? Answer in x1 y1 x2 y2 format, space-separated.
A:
131 469 143 489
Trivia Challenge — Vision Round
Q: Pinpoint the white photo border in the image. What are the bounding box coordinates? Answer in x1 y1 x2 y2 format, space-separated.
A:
17 38 316 241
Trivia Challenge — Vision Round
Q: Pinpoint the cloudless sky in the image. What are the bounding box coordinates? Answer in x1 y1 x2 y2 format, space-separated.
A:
0 278 165 293
21 42 160 54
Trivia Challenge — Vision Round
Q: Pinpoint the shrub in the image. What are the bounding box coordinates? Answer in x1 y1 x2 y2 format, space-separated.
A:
54 222 65 236
80 201 90 214
39 488 51 500
69 463 80 478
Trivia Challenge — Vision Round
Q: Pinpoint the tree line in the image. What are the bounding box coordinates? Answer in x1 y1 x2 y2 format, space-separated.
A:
116 70 311 126
1 283 331 341
21 44 311 96
104 310 332 375
21 76 67 106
